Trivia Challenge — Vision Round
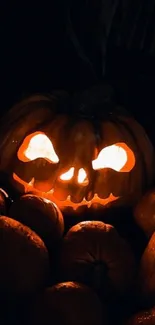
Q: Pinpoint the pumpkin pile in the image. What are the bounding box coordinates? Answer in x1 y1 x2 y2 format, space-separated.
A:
0 86 154 325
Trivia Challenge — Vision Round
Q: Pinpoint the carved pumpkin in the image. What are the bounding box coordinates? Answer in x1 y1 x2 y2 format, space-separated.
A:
0 87 154 212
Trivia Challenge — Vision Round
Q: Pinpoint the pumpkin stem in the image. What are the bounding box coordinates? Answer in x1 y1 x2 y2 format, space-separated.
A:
71 84 116 119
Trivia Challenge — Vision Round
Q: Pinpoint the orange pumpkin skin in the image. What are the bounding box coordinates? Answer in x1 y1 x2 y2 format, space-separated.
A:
134 188 155 238
30 281 105 325
124 307 155 325
0 188 11 215
0 216 50 298
0 88 154 212
9 194 64 250
137 232 155 305
59 220 136 302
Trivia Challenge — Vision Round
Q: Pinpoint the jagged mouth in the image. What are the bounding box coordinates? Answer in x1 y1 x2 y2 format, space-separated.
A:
13 173 119 211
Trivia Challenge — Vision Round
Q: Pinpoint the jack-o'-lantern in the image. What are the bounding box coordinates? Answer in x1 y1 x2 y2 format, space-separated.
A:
0 86 154 212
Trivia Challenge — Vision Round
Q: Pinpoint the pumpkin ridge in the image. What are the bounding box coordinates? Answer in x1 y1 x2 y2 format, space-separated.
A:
106 117 132 197
119 117 149 190
0 97 56 157
122 116 155 184
0 95 56 131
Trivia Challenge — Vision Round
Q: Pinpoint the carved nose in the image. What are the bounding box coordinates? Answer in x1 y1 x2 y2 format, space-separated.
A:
59 167 89 186
76 168 89 186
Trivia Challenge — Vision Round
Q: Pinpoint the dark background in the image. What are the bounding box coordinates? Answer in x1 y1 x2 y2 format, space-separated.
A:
0 3 155 324
1 0 155 145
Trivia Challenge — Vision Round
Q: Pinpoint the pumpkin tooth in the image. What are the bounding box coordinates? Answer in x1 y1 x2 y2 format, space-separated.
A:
28 177 35 186
48 188 54 194
87 200 92 208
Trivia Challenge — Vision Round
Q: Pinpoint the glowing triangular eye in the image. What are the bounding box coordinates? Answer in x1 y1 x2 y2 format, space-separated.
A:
18 132 59 163
92 143 135 172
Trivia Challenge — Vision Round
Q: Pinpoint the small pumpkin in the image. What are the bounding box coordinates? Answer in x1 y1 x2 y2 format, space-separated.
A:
30 281 105 325
59 220 136 302
0 188 12 215
134 188 155 238
137 232 155 305
0 216 50 298
9 194 64 250
124 307 155 325
0 86 154 212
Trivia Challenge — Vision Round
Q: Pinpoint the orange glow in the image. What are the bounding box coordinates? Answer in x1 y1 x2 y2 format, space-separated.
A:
17 132 59 163
13 173 119 211
92 142 135 172
60 167 74 181
14 136 135 211
77 168 89 185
